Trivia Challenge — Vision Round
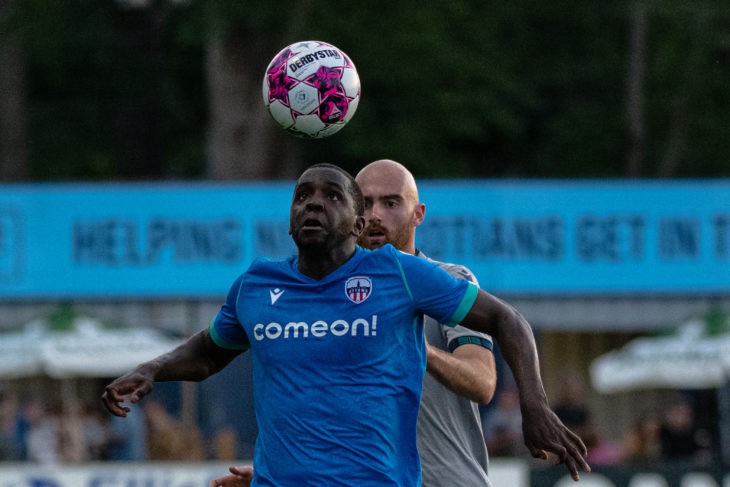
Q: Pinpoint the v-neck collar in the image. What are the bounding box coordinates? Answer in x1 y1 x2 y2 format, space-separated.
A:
290 246 366 283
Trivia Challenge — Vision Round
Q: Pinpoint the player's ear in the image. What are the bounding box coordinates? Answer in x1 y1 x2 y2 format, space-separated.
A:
352 215 365 237
413 203 425 227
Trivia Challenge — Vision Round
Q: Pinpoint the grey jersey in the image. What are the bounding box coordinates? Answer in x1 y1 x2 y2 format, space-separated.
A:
416 250 494 487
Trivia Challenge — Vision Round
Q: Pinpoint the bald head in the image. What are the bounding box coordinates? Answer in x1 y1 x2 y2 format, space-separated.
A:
356 159 419 205
355 159 425 254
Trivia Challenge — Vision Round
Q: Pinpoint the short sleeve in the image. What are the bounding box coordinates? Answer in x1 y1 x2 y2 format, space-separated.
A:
209 274 251 350
435 263 494 348
393 250 478 325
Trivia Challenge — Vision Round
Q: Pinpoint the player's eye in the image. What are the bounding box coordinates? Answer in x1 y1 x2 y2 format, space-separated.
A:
386 199 399 208
328 191 342 201
296 191 309 201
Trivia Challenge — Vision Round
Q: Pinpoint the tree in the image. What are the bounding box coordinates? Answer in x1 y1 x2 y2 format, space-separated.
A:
626 0 647 178
0 0 29 181
201 1 303 180
4 0 730 181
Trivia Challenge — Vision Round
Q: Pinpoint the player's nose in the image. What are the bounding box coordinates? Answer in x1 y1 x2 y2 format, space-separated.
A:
368 203 383 221
306 191 326 210
306 200 324 212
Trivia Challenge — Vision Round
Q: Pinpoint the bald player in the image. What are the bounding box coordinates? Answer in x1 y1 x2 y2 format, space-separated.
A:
356 159 496 486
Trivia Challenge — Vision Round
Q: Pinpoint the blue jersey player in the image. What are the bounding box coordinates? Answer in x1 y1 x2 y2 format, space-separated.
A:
102 163 591 486
212 243 475 486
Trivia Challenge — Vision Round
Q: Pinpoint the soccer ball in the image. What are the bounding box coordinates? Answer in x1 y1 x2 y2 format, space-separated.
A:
262 40 361 139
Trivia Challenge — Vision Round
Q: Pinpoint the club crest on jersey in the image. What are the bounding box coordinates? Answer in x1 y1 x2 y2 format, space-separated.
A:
345 276 372 304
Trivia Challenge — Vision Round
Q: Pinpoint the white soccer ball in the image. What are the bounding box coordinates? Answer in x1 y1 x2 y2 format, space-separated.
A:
262 40 361 139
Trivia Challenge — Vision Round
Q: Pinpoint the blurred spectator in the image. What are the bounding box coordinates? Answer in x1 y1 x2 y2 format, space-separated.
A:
620 411 662 466
585 432 621 466
58 402 107 463
552 368 607 464
81 403 107 461
59 404 86 463
483 385 528 458
145 400 203 461
106 402 147 461
24 400 60 464
213 427 237 461
552 369 597 445
659 397 711 466
0 386 23 461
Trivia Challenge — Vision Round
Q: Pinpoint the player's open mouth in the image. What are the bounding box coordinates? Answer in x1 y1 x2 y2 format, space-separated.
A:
301 219 324 230
367 227 385 237
365 228 387 245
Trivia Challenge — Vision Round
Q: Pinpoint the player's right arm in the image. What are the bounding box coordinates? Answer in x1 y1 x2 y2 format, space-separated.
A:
102 274 249 417
425 340 496 404
209 465 254 487
101 329 242 417
425 263 497 404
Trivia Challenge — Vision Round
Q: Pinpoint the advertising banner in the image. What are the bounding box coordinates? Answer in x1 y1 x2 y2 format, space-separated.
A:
1 180 728 298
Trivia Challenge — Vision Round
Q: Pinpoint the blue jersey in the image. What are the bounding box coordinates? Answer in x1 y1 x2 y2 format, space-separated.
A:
210 244 478 487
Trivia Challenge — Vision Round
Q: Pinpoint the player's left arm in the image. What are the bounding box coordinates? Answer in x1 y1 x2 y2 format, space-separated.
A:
401 252 589 480
425 341 496 404
460 289 591 481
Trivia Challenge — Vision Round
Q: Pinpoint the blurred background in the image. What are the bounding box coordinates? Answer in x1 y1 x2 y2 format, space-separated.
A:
1 0 729 485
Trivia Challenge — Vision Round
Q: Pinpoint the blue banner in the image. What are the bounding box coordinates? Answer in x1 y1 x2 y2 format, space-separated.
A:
0 180 728 298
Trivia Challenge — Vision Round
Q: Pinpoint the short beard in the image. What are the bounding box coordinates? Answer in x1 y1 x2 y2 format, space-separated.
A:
359 224 411 252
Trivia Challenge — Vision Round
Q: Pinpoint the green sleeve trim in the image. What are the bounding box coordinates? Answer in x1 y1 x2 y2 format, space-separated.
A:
394 254 415 302
208 318 250 351
447 282 479 326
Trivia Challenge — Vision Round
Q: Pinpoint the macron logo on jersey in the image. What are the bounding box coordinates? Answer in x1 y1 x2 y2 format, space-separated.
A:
270 288 285 305
345 276 372 303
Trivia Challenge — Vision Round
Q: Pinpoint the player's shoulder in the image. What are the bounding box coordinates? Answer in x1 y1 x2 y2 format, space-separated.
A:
416 251 478 285
247 255 279 272
245 254 296 279
363 242 399 256
361 243 414 263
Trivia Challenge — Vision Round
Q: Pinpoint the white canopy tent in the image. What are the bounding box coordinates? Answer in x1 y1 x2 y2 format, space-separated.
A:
0 313 185 380
590 311 730 465
0 306 187 424
591 316 730 394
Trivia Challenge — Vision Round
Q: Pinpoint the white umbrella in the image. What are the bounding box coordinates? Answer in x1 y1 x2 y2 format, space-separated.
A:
0 323 46 378
590 311 730 464
590 316 730 394
0 307 191 449
0 311 185 380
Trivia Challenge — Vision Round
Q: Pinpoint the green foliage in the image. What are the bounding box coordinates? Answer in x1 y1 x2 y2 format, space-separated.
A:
48 303 76 332
12 0 207 180
704 309 729 336
5 0 730 180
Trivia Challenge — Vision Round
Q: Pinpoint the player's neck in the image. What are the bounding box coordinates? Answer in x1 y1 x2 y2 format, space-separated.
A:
297 243 358 280
400 241 416 255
